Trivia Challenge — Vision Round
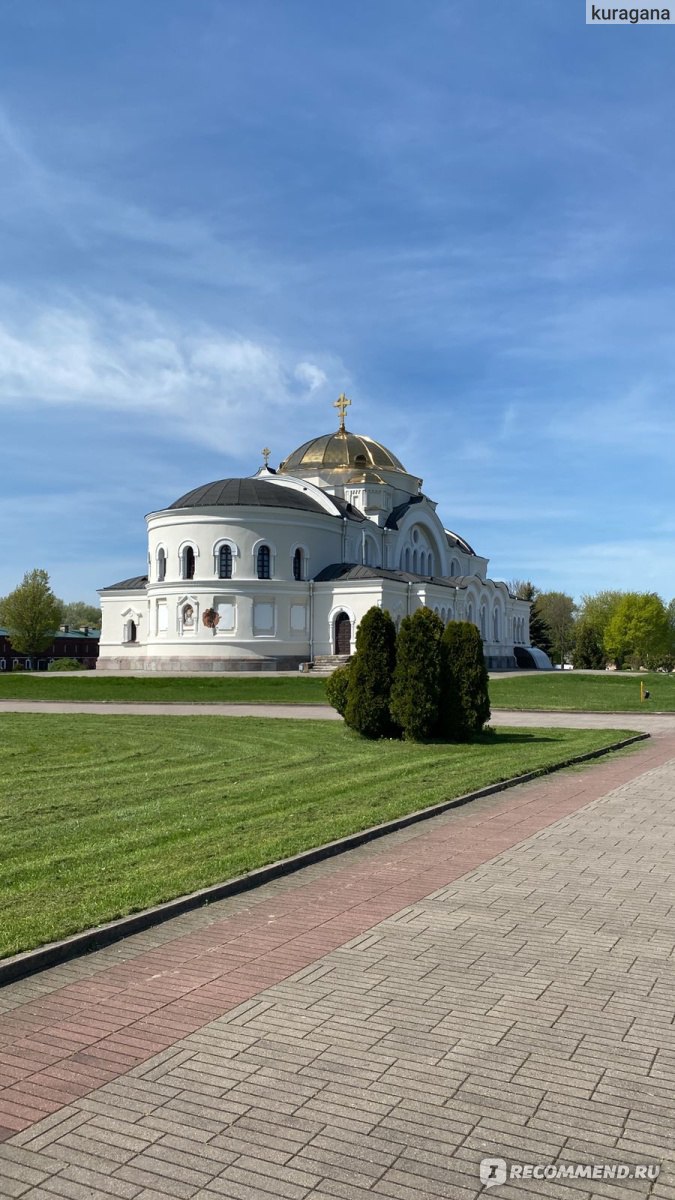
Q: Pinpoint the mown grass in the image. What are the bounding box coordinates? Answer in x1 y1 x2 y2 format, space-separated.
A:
3 668 674 713
490 671 675 712
0 715 638 958
0 673 328 704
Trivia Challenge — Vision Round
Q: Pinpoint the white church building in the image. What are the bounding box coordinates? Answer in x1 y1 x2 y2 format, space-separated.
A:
97 396 531 672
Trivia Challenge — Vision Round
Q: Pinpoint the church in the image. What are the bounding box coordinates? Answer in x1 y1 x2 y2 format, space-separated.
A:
97 396 531 672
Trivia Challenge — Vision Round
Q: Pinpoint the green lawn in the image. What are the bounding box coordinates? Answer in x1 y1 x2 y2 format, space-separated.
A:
490 671 675 712
3 668 674 713
0 715 638 958
0 673 328 704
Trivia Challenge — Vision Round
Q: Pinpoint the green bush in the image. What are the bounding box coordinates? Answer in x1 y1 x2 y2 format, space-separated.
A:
438 621 490 741
47 658 86 672
325 662 351 717
390 607 444 741
573 622 606 670
344 607 399 739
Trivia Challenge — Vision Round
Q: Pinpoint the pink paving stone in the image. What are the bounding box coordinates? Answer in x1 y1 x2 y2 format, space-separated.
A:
0 731 673 1138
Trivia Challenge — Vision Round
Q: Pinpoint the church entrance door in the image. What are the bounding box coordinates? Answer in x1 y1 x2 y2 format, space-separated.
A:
334 612 351 655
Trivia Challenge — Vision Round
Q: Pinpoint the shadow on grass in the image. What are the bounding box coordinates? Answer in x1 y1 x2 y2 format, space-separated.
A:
477 730 558 746
342 729 561 747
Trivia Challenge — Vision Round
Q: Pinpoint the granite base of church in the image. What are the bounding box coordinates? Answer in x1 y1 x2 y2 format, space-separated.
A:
485 654 517 670
96 656 306 672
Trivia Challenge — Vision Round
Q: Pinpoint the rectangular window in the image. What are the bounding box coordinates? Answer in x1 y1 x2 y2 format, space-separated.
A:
253 601 275 634
217 600 236 631
290 604 307 633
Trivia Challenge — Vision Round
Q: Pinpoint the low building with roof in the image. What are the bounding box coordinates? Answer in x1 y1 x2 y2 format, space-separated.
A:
0 626 100 672
97 395 532 672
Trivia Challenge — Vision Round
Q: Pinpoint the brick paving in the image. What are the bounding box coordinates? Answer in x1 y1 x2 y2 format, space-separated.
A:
1 730 675 1197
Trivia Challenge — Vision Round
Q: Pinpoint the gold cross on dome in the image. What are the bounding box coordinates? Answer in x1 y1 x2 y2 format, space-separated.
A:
262 447 271 467
334 392 351 432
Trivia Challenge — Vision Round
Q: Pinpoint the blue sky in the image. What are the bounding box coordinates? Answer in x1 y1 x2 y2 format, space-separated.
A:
1 0 674 605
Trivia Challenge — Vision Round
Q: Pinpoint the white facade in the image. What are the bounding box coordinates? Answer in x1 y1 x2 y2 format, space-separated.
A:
98 413 531 671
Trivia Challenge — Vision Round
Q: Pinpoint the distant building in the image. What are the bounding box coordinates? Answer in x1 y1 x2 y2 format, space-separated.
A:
98 397 532 672
0 626 100 672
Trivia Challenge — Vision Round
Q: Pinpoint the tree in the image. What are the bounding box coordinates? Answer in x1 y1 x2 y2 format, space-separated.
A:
668 598 675 645
438 621 490 741
390 607 444 741
59 601 102 629
0 569 63 657
344 607 399 739
577 591 623 642
509 580 552 656
573 621 606 670
604 593 672 670
536 591 576 665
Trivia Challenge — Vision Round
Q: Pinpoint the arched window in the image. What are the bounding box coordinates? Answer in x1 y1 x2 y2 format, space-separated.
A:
219 545 232 579
257 544 271 579
493 610 500 642
404 547 411 571
420 552 426 575
428 552 435 576
182 546 195 580
412 549 418 572
467 602 473 625
125 619 137 643
157 548 166 582
293 547 303 581
480 605 487 639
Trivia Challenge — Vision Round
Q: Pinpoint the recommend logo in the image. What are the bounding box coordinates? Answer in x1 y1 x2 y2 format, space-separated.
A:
479 1159 660 1187
586 2 674 21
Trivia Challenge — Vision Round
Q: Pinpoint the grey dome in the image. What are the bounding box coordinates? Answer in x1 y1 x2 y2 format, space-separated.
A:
168 478 327 513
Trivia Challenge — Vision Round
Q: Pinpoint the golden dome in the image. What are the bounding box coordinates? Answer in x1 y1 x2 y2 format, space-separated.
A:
279 430 407 475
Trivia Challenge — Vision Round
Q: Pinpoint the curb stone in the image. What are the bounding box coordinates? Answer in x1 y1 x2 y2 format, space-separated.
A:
0 732 648 986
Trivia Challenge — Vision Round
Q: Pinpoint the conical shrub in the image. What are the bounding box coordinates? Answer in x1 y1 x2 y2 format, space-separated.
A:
438 620 490 741
390 607 444 741
344 607 399 738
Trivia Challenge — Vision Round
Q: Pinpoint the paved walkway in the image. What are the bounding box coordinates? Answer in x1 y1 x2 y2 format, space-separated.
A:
2 732 675 1197
1 700 674 735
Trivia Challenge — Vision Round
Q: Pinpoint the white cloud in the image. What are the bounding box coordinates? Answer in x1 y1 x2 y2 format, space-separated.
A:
0 294 347 457
294 361 327 391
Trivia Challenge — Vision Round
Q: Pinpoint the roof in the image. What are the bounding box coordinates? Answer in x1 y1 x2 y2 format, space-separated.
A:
384 495 425 529
0 627 100 640
168 478 329 513
279 430 408 475
100 576 148 592
313 563 462 590
445 529 476 556
325 494 366 523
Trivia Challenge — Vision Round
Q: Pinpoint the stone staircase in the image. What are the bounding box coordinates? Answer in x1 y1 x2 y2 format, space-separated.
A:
305 654 352 675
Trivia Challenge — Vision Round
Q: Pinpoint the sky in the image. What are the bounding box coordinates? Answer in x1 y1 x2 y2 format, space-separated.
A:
1 0 674 606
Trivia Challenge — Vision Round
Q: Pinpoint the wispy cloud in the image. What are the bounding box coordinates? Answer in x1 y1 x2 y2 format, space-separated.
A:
0 293 345 458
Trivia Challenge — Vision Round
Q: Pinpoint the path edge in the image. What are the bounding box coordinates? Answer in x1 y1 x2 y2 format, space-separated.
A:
0 732 648 987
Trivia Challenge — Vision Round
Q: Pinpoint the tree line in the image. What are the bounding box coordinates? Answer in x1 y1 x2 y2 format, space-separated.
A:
0 569 102 658
511 581 675 671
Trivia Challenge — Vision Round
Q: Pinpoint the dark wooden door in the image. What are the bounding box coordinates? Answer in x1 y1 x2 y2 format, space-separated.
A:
334 613 351 655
